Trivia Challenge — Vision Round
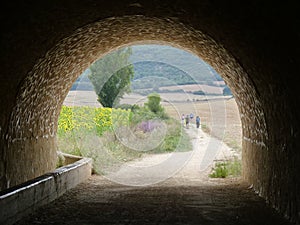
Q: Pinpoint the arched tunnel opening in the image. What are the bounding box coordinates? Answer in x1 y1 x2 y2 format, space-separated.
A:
0 1 299 224
4 16 256 186
58 43 242 184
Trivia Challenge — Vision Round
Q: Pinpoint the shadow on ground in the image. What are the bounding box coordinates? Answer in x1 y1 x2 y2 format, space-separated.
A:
15 175 293 225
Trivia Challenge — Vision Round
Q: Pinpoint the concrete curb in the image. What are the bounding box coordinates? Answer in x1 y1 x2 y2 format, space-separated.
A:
0 157 92 225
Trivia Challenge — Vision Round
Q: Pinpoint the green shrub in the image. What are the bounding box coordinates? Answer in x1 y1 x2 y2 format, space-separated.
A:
149 118 192 154
209 162 228 178
209 157 242 178
115 104 140 112
57 101 192 174
145 93 164 114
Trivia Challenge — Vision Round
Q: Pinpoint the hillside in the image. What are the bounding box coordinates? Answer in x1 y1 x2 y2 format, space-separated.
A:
130 44 222 85
71 44 225 92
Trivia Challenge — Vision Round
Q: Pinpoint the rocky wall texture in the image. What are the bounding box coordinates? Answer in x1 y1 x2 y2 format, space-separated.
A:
0 0 299 223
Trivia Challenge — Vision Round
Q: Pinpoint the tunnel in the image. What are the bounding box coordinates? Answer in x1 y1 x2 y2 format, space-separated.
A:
0 0 299 224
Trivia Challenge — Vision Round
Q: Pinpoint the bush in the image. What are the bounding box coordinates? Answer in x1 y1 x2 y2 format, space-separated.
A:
148 118 192 154
57 100 192 174
115 104 140 112
58 106 131 136
209 157 242 178
136 120 162 133
209 162 228 178
145 93 164 114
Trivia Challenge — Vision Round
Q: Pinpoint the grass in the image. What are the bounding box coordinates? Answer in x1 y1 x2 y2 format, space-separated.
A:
209 157 242 178
60 92 243 178
57 107 193 174
167 98 243 179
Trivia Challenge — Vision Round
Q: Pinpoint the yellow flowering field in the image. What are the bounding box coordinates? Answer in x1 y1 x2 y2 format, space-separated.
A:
58 106 131 136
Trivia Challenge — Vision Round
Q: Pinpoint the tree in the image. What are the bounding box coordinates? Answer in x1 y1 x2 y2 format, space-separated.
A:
88 47 134 107
144 93 169 119
145 93 164 114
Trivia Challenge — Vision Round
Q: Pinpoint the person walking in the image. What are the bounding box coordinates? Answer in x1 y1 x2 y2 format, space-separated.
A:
185 114 190 128
190 113 194 120
196 115 201 128
181 114 185 126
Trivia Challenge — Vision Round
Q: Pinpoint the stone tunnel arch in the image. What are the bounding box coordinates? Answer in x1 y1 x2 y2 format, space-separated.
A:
8 14 265 189
5 14 275 218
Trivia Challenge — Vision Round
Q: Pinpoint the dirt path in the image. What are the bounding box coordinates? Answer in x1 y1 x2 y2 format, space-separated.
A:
104 124 235 186
15 126 293 225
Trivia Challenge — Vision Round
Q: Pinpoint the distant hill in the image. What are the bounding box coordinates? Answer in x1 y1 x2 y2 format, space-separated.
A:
71 44 225 92
131 61 195 89
130 45 222 85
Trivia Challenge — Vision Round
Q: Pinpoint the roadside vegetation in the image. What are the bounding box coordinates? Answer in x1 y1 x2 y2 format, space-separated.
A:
209 157 242 178
57 93 192 174
61 44 241 178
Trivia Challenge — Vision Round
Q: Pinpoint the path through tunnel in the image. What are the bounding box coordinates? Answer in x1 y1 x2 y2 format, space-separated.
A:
6 15 264 188
1 2 299 224
14 173 292 225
